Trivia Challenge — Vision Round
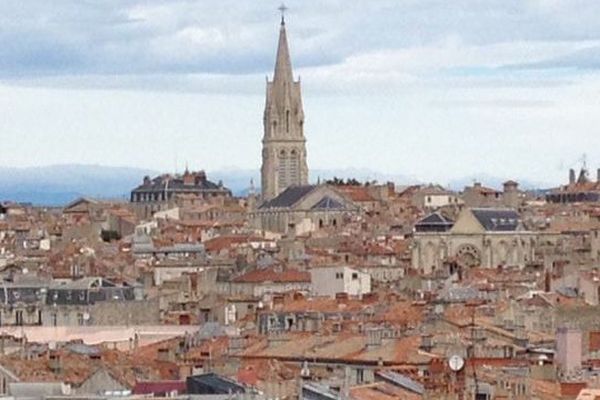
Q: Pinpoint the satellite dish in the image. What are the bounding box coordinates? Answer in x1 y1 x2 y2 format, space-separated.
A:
83 312 90 321
448 354 465 372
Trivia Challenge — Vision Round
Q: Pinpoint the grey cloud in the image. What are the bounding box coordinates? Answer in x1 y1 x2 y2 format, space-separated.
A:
3 0 600 85
505 45 600 71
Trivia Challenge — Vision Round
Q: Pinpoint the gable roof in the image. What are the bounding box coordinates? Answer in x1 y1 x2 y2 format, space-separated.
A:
311 196 345 210
259 185 316 209
416 212 454 225
470 208 521 232
63 197 98 213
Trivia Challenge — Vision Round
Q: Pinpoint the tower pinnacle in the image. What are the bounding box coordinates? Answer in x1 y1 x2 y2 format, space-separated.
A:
278 3 288 25
273 8 293 85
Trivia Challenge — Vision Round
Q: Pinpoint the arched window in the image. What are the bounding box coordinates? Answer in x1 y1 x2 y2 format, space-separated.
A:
278 150 288 189
289 149 299 184
286 110 290 132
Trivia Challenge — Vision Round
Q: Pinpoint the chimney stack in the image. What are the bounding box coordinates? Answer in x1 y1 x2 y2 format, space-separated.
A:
49 352 62 375
569 169 576 185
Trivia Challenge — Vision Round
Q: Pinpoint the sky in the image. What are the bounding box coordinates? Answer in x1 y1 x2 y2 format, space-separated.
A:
2 0 600 186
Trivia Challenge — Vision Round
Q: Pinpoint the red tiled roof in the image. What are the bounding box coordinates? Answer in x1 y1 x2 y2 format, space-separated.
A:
233 267 310 284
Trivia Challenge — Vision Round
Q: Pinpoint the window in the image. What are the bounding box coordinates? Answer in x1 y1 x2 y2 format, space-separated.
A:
356 369 364 384
335 272 343 279
15 310 23 326
352 273 358 280
51 313 57 327
77 313 84 326
286 110 290 132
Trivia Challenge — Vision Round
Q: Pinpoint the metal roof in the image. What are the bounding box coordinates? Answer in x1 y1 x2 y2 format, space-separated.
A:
311 196 345 210
376 370 424 394
470 208 521 232
259 185 316 209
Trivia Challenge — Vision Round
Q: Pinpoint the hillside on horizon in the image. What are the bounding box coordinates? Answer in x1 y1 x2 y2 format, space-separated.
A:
0 164 554 206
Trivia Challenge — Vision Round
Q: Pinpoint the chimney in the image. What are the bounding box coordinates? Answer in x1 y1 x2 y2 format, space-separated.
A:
183 170 194 186
287 223 296 240
143 175 151 185
49 352 62 375
569 169 576 185
335 292 349 305
89 353 102 366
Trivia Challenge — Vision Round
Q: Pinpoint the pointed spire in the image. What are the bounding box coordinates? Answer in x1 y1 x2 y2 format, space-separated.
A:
273 8 294 85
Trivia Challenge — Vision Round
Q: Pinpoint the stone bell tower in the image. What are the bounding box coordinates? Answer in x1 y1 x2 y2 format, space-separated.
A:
260 10 308 201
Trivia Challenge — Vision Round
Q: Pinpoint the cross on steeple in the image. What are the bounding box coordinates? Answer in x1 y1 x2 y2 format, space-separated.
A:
278 3 288 25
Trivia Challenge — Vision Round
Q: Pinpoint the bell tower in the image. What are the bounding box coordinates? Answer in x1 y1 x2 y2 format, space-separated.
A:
261 8 308 201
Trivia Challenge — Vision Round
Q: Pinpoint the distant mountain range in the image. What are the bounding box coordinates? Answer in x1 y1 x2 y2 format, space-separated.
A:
0 164 555 206
0 164 156 206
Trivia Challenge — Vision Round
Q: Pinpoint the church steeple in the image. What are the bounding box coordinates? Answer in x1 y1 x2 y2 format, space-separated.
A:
260 9 309 202
273 16 293 86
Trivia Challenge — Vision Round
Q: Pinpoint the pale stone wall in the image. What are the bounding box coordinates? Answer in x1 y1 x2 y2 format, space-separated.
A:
310 266 371 298
40 299 160 327
76 368 127 394
412 232 538 273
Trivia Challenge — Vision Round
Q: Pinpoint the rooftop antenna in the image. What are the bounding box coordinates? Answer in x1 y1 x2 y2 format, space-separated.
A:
278 3 288 24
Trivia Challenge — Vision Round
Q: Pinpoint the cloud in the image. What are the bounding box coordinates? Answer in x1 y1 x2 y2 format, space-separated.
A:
3 0 600 87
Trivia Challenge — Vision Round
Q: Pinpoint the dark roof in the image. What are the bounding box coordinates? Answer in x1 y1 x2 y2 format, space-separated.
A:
132 173 229 194
186 373 246 395
471 208 521 232
416 212 454 225
311 196 345 210
376 371 424 395
414 212 454 233
259 185 316 209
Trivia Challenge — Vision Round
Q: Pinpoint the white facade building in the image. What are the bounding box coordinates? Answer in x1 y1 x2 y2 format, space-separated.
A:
310 266 371 298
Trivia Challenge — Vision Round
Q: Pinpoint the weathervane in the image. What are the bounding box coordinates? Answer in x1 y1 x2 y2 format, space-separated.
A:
278 3 288 24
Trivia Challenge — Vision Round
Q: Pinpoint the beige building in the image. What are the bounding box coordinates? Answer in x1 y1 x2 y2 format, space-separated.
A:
462 181 522 209
251 184 359 235
310 266 371 298
261 16 308 201
412 208 555 273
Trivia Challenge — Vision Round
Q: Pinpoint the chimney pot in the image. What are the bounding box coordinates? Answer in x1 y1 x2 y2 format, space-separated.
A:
569 169 576 185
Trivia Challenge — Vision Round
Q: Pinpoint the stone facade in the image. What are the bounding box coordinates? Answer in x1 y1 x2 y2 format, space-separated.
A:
412 208 558 273
261 18 308 201
252 185 359 235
